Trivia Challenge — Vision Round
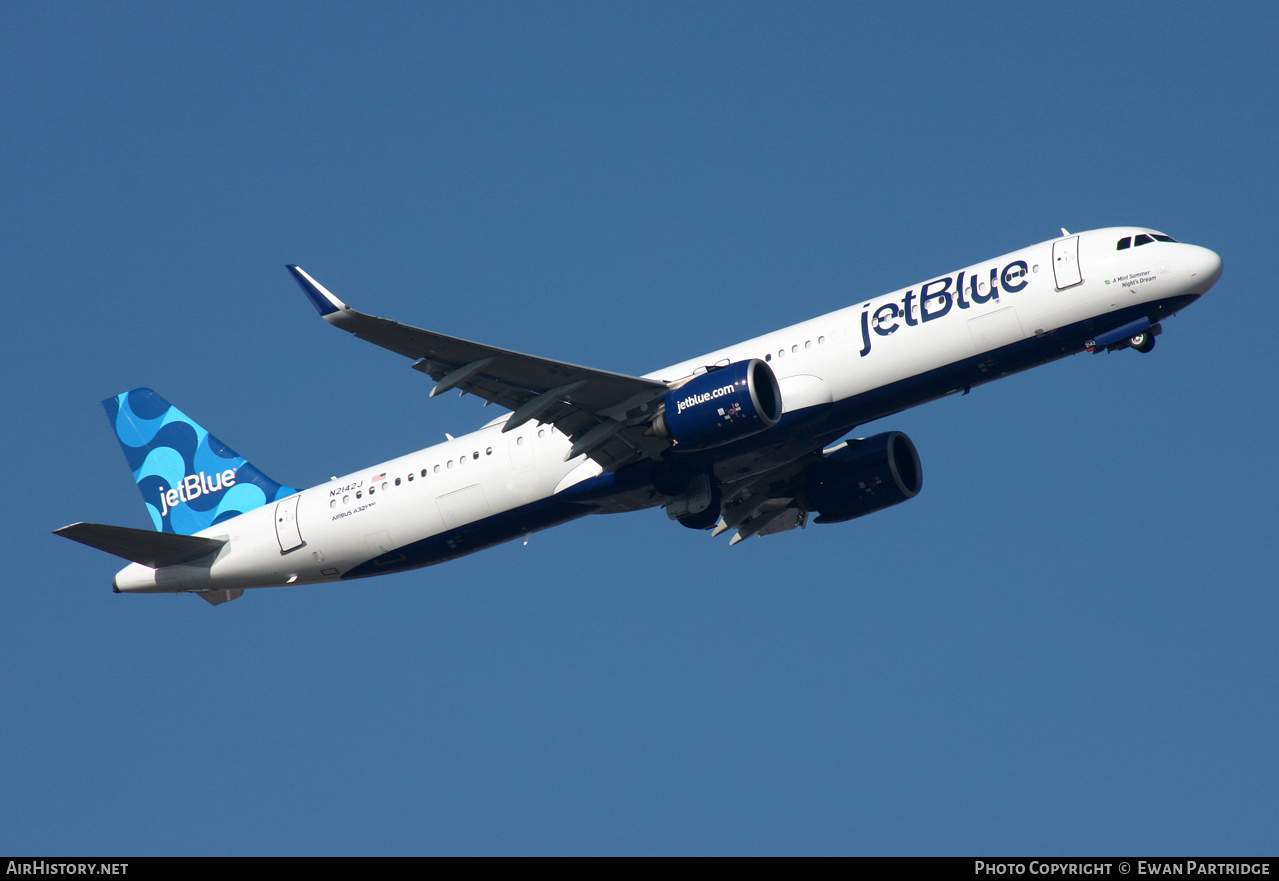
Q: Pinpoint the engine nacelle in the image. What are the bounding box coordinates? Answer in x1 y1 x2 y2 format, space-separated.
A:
803 432 922 524
653 359 782 451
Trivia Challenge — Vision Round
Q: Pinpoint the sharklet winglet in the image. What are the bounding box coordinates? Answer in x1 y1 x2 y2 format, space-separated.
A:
287 265 347 316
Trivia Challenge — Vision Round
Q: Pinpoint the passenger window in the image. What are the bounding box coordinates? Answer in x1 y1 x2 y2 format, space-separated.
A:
1116 237 1131 250
395 477 401 486
473 452 479 460
434 465 440 474
485 447 492 456
407 473 414 482
805 340 811 349
765 354 771 361
368 486 375 495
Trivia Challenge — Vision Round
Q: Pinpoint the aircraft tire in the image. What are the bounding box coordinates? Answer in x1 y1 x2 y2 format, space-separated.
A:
1129 331 1155 353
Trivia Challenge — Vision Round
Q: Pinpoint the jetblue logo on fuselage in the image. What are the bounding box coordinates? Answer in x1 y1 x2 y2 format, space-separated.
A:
157 469 238 517
858 260 1029 357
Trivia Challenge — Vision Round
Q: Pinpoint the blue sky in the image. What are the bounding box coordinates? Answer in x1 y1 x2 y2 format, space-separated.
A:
4 1 1276 855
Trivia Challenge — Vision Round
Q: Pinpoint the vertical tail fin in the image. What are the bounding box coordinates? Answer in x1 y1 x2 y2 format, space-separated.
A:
103 388 296 535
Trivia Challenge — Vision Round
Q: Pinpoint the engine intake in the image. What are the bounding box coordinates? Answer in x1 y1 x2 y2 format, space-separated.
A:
653 359 782 450
804 432 922 523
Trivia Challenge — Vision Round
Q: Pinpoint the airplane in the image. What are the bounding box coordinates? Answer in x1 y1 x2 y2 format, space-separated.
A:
55 227 1222 605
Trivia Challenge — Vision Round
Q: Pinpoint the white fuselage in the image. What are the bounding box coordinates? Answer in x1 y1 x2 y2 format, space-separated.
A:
112 228 1222 595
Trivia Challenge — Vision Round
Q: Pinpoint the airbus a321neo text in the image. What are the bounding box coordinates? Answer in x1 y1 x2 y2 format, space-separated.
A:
57 228 1222 605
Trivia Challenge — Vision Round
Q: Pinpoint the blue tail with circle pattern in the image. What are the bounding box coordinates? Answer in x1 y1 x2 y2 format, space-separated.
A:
103 388 296 535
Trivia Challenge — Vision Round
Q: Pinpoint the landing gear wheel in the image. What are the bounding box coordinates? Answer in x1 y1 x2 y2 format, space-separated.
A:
677 504 721 531
1128 331 1155 354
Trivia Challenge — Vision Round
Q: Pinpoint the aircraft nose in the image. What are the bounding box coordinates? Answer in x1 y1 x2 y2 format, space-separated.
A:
1187 245 1223 291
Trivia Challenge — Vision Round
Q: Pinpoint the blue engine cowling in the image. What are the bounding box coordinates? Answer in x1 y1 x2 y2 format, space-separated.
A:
803 432 922 523
655 359 783 450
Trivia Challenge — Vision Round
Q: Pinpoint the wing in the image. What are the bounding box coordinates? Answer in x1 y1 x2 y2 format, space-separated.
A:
287 266 673 471
711 457 814 545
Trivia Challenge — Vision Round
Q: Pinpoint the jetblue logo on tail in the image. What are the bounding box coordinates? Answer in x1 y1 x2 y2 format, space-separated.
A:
104 388 296 535
157 470 239 518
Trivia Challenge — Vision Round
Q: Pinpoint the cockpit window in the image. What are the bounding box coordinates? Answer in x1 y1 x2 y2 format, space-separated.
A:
1119 233 1177 250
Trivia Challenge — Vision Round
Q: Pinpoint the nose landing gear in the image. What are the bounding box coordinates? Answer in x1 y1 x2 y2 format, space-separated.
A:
1087 322 1162 354
1127 329 1156 353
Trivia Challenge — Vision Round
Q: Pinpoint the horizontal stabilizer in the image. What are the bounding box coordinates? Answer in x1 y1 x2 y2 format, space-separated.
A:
54 522 227 568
